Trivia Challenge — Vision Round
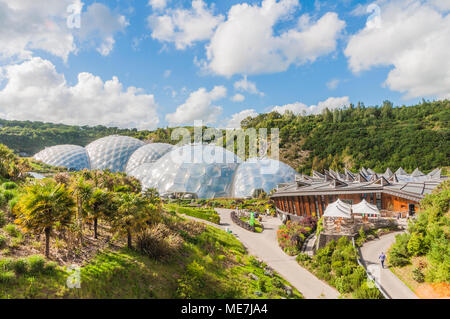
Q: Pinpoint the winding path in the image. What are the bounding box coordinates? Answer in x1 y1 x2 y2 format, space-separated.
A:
186 208 339 299
360 231 418 299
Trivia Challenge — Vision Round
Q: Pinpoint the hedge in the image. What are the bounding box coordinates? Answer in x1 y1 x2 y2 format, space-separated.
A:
177 206 220 225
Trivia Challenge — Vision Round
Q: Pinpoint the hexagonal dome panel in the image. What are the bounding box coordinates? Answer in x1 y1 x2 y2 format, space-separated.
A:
33 144 90 171
231 157 298 198
85 135 144 172
142 144 242 198
125 143 174 174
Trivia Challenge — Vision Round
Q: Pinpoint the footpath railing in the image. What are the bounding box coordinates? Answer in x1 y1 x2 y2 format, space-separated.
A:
352 237 391 299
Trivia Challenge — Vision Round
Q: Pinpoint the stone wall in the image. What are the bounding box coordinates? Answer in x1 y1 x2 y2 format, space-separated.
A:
230 211 256 232
316 217 400 249
354 217 398 232
323 216 357 236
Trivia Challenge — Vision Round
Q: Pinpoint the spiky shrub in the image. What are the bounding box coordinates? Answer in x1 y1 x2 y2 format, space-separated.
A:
15 180 75 258
136 223 184 260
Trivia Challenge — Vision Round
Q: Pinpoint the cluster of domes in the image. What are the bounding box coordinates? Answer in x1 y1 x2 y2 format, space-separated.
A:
33 135 298 198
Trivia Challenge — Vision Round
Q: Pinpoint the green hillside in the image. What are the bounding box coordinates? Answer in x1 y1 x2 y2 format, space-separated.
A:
241 99 450 174
1 100 449 173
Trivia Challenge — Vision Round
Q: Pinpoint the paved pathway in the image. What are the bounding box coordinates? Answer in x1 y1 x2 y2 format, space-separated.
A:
186 209 339 299
302 234 317 256
360 231 418 299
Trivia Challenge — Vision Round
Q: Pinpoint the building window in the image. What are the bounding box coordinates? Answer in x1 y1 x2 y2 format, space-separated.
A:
301 197 306 216
376 193 382 210
320 195 325 214
315 197 319 216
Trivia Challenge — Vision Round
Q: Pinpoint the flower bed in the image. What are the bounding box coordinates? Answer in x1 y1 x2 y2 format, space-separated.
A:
277 217 316 256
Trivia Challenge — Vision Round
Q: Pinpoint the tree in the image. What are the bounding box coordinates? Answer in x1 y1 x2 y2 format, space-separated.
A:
143 187 161 206
85 188 115 239
112 193 159 249
15 180 75 258
0 144 31 181
70 176 93 244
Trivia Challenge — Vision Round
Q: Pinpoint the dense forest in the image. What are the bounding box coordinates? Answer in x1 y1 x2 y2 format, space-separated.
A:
242 99 449 174
0 99 449 174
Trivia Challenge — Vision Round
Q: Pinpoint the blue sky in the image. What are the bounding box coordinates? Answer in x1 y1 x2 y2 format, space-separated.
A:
0 0 448 129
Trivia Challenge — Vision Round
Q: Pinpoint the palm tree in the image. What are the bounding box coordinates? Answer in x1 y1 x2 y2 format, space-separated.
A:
111 193 158 249
70 176 93 244
15 180 75 258
85 188 115 239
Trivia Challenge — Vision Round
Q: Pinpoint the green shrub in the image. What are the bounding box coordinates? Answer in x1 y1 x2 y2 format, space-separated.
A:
248 256 260 268
0 258 14 272
0 193 6 206
271 277 284 289
0 234 6 248
0 270 16 284
258 278 267 293
44 261 58 274
388 233 411 267
0 211 6 227
296 253 311 263
8 197 19 212
27 255 46 274
2 182 18 190
334 276 352 294
353 281 383 299
412 268 425 283
2 190 16 201
407 232 425 256
12 258 28 275
4 223 20 237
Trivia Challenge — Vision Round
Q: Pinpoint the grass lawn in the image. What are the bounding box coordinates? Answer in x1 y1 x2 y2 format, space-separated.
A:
389 256 450 298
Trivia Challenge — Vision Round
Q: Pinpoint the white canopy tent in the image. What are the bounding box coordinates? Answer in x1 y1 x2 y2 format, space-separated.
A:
352 199 380 217
323 199 352 218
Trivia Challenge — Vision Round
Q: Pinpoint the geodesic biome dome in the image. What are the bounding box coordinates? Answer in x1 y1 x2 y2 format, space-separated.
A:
143 144 242 198
85 135 144 172
125 143 174 174
33 144 90 171
231 157 298 198
127 163 154 183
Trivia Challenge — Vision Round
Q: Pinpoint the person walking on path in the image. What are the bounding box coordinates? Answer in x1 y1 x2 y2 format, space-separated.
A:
379 252 386 268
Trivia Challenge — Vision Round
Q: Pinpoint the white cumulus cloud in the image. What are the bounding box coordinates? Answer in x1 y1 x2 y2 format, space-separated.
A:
0 57 159 130
166 86 227 125
271 96 350 115
148 0 224 50
234 76 264 96
0 0 128 62
224 109 259 129
344 0 450 99
149 0 169 11
231 94 245 102
205 0 345 77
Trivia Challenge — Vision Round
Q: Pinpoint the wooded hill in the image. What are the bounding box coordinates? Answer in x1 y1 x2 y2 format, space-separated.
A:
0 99 448 174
